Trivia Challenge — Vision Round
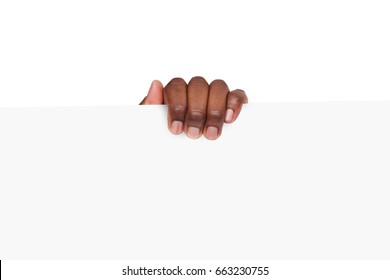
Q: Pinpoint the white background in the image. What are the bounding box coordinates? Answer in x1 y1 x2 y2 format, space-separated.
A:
1 2 390 277
1 0 390 107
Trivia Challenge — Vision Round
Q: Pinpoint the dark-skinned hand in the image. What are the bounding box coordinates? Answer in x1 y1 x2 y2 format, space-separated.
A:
140 76 248 140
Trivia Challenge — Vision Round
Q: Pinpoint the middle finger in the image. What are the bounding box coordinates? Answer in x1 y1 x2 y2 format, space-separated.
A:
184 76 209 139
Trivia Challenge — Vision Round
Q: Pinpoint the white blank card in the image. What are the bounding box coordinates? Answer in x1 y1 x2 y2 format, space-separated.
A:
0 101 389 259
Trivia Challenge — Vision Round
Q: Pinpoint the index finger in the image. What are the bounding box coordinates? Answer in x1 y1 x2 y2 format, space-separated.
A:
164 78 188 135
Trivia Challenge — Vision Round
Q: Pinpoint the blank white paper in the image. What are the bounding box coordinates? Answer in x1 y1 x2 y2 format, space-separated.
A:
0 101 389 259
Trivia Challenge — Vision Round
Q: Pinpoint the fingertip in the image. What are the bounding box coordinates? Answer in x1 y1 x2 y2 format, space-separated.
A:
151 79 164 89
169 120 183 135
204 126 220 140
141 80 164 105
186 126 202 139
149 80 164 96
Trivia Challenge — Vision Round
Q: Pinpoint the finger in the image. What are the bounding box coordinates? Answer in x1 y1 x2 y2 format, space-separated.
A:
184 76 209 139
164 77 187 135
225 89 248 123
203 79 229 140
139 80 164 105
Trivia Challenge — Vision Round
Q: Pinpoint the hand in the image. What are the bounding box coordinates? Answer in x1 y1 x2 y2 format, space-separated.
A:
140 76 248 140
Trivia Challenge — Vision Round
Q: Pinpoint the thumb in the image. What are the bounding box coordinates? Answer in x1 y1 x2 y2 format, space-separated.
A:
139 80 164 105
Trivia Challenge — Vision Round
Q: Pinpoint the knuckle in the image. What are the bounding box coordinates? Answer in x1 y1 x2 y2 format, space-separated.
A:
187 110 205 122
166 77 186 91
210 79 227 89
169 77 186 85
189 76 207 86
207 110 222 119
229 91 245 105
229 89 248 103
207 110 224 121
230 95 242 105
172 105 186 114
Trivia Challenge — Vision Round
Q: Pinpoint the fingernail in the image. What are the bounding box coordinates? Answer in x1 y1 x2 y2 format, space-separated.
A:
206 126 219 140
187 127 201 139
225 108 234 123
170 121 183 135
